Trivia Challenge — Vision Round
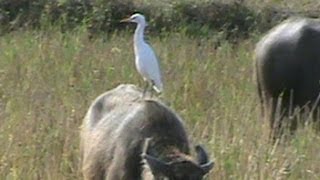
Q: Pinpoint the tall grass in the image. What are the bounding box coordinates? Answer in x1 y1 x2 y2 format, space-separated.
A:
0 27 320 179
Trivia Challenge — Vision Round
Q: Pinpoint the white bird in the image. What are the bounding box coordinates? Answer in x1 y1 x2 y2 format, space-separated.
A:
121 13 163 97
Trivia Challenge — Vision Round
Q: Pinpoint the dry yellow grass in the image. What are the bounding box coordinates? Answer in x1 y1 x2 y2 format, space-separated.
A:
0 28 319 179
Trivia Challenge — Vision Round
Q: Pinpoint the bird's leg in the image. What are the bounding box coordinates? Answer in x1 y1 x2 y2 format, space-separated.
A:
142 81 149 98
150 81 155 98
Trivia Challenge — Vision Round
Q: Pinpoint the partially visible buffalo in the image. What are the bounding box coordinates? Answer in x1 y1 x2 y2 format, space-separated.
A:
80 84 214 180
255 17 320 139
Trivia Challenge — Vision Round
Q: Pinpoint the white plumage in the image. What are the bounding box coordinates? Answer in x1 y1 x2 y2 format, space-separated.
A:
121 13 163 96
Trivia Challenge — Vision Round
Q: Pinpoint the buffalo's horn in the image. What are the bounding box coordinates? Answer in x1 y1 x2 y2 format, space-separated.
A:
142 153 171 175
142 138 171 174
195 145 214 173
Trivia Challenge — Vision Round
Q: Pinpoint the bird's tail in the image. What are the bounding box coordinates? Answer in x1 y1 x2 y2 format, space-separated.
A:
152 80 163 93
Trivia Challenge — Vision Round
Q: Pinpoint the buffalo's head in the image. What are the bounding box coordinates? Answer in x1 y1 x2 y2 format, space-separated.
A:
142 138 214 180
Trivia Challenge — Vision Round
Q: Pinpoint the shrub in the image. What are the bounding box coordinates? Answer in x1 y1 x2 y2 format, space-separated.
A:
0 0 318 39
171 1 257 39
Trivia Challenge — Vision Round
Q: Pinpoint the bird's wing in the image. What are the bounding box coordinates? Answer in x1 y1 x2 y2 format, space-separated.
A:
140 43 163 92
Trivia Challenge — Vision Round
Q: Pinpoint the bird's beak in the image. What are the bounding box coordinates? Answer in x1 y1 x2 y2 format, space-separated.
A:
120 17 131 23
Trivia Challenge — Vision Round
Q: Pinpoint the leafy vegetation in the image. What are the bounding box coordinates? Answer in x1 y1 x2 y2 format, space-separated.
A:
0 0 319 38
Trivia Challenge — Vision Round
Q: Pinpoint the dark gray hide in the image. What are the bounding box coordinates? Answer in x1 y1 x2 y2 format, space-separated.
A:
255 17 320 139
80 84 213 180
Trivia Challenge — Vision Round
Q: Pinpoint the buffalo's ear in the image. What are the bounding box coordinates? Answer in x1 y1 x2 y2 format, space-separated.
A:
195 145 214 174
142 154 172 176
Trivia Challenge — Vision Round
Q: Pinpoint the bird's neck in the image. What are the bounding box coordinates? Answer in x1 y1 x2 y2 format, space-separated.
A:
134 23 146 45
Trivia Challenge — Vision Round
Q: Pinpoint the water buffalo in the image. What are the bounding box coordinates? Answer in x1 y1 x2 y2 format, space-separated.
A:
255 17 320 139
80 84 214 180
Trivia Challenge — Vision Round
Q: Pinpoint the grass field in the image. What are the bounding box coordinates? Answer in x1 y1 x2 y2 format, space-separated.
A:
0 26 320 180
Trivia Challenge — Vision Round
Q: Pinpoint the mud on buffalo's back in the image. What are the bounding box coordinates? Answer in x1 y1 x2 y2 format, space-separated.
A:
81 84 186 136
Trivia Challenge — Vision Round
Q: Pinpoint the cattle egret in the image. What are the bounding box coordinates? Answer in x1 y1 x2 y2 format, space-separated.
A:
120 13 163 97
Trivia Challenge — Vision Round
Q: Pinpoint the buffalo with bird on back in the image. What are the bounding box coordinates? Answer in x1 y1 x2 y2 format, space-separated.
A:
255 17 320 140
80 84 214 180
